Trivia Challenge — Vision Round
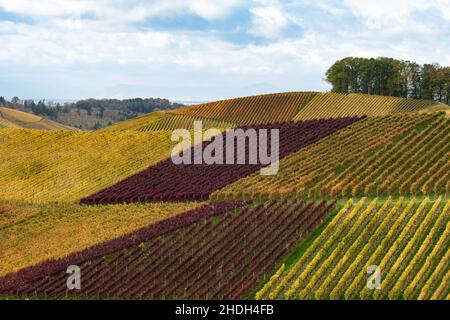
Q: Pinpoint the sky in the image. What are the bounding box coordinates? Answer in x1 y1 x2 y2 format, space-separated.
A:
0 0 449 102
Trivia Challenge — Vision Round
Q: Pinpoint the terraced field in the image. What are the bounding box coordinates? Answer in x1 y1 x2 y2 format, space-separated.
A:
81 117 360 204
0 199 335 299
256 197 449 300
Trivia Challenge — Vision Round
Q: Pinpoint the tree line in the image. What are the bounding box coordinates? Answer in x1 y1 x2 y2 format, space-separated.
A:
326 57 450 104
0 97 185 130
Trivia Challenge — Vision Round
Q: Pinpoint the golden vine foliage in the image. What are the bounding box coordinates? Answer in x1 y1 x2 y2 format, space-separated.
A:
139 113 238 131
0 107 75 131
258 197 449 300
0 118 22 129
0 129 178 203
99 111 169 131
0 203 40 229
0 201 203 277
293 93 443 120
170 92 318 125
214 112 449 200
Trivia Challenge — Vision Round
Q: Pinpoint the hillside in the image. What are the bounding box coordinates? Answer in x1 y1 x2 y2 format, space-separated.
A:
100 92 449 131
0 129 180 203
256 197 449 300
170 92 318 125
0 201 203 276
0 91 448 300
214 112 449 199
0 107 76 131
293 93 443 120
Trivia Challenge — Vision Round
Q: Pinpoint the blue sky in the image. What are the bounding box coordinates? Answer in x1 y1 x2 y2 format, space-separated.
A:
0 0 449 102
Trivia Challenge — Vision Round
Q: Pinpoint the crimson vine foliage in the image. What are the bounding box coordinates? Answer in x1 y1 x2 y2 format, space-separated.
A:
0 198 335 299
81 117 362 204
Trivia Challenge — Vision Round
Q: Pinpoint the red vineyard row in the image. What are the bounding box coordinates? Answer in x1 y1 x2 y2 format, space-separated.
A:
81 117 362 204
0 201 245 293
0 198 335 299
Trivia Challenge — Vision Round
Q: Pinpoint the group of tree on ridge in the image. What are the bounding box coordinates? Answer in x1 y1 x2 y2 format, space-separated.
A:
326 57 450 105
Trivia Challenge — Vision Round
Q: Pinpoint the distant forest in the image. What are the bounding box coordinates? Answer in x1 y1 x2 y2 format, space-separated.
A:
0 97 184 130
326 57 450 104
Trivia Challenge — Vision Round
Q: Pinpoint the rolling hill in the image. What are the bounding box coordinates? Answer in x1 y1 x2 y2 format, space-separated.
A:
96 92 448 131
0 91 448 300
0 107 76 131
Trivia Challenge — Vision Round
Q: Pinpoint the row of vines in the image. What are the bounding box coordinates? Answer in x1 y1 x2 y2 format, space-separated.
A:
139 114 238 131
0 201 202 276
256 197 449 300
293 93 440 120
0 199 335 299
0 129 178 203
215 112 449 200
171 92 317 125
81 117 361 204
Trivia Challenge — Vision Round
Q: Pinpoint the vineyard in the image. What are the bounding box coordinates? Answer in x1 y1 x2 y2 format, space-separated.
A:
0 107 76 131
256 197 449 300
99 111 168 132
214 112 449 199
293 93 442 120
0 129 178 203
0 91 448 301
0 198 335 299
0 118 21 129
0 201 202 276
171 92 318 124
81 117 361 204
139 114 238 131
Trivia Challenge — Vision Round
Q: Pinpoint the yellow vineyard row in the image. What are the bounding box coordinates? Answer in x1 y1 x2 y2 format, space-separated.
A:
0 201 203 277
213 112 449 199
257 197 449 300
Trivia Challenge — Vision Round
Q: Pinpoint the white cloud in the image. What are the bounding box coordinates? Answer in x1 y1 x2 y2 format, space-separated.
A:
248 5 289 38
186 0 242 20
0 0 98 17
0 0 243 21
0 0 448 100
343 0 424 24
343 0 450 26
436 0 450 20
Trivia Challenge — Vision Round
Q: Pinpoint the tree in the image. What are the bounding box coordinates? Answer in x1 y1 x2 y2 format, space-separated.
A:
11 96 20 105
326 57 449 104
